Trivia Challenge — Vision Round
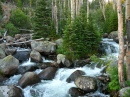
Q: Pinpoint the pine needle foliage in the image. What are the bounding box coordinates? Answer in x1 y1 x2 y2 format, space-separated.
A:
32 0 52 39
62 9 101 60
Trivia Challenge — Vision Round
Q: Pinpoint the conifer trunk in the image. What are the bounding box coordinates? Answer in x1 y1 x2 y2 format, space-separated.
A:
117 0 124 87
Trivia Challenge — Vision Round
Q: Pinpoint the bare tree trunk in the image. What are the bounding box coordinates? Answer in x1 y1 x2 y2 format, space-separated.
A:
71 0 76 20
99 0 106 21
113 0 117 11
87 0 89 22
55 0 58 34
117 0 125 88
126 0 130 80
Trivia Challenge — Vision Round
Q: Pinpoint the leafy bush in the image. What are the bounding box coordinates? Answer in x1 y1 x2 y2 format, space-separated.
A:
107 65 120 91
5 23 19 36
10 8 31 29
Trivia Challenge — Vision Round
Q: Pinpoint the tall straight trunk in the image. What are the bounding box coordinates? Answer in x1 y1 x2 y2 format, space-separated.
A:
99 0 106 21
55 0 58 34
71 0 76 20
117 0 124 87
113 0 116 11
87 0 89 22
126 0 130 80
76 0 78 15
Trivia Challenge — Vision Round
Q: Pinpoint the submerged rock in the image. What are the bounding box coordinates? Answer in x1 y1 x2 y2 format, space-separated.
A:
75 76 97 92
18 72 40 88
69 87 86 97
18 65 38 74
0 85 24 97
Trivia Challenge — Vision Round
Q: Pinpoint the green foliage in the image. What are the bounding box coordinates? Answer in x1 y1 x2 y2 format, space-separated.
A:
90 55 105 65
0 3 3 21
61 9 101 60
10 8 31 29
107 65 120 91
32 0 53 39
103 4 118 34
14 0 23 8
5 23 19 36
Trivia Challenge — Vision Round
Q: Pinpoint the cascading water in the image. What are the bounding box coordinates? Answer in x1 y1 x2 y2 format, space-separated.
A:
3 38 119 97
101 38 119 57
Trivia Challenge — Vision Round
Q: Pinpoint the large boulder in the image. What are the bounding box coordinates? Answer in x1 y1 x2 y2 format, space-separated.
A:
30 50 42 62
38 67 57 80
0 55 19 76
31 40 56 55
66 70 85 83
18 72 40 88
69 87 86 97
5 36 14 43
119 87 130 97
0 85 24 97
74 76 97 92
108 31 118 43
0 43 6 51
0 47 6 59
5 48 16 55
55 38 63 47
13 51 30 62
57 54 72 67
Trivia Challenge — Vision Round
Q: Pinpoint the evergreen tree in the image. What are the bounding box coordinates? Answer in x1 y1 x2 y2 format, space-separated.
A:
62 9 101 60
32 0 52 39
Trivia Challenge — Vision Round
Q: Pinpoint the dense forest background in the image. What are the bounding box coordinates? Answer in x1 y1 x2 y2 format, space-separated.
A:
0 0 123 60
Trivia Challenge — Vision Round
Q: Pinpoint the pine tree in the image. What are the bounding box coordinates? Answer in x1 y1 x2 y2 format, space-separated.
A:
62 9 101 60
32 0 51 39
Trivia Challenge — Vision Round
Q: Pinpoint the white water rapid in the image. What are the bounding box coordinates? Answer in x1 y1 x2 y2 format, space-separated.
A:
3 38 119 97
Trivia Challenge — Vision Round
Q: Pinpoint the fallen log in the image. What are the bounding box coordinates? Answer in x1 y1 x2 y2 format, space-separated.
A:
6 38 44 46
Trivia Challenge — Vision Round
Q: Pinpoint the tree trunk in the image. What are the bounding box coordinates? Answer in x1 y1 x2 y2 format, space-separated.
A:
99 0 106 21
126 0 130 80
117 0 125 87
71 0 76 20
113 0 117 11
87 0 89 22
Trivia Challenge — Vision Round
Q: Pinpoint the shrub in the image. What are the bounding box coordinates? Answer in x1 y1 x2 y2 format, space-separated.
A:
10 8 31 29
107 66 120 91
5 23 19 36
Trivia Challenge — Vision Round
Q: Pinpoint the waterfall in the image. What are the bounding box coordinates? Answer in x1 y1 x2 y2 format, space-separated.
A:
3 38 119 97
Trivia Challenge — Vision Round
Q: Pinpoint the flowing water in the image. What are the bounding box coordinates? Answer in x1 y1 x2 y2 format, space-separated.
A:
3 38 119 97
